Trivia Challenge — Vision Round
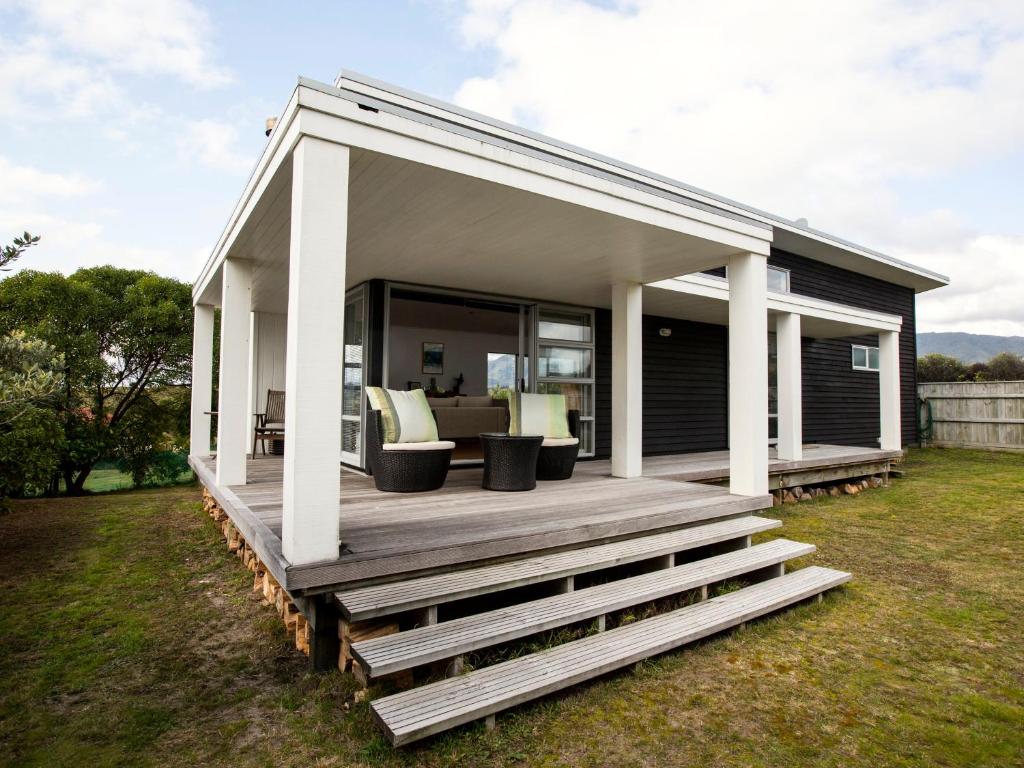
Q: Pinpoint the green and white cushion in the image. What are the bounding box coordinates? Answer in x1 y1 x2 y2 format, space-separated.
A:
366 387 439 444
508 393 572 439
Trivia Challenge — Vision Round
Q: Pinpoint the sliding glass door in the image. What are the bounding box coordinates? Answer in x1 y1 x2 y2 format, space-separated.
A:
532 307 596 457
341 285 367 467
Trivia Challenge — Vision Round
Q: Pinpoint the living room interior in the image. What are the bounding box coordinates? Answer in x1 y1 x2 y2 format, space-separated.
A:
386 288 524 461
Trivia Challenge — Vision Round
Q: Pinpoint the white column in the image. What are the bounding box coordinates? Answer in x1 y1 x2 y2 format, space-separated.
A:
775 312 803 461
216 258 252 486
728 252 769 496
611 282 642 478
879 330 902 450
189 303 215 457
282 136 348 565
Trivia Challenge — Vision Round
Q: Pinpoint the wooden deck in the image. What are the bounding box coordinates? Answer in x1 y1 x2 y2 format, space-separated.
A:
642 444 903 488
191 443 894 595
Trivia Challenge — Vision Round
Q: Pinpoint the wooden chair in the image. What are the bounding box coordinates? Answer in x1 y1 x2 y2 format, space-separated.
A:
252 389 286 456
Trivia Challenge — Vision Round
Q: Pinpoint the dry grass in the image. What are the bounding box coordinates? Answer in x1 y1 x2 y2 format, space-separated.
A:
0 447 1021 767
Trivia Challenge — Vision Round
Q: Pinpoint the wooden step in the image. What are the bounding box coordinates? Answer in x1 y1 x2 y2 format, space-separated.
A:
353 538 815 678
372 566 851 746
336 515 781 621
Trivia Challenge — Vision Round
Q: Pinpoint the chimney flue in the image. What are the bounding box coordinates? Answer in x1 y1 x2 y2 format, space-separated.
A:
265 116 279 137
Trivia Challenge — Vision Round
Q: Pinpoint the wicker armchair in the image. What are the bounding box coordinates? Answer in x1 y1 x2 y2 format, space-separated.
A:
365 410 454 492
252 389 286 456
535 409 581 481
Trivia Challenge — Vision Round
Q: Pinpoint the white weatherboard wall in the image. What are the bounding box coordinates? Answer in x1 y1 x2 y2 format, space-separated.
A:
728 253 769 496
282 136 348 566
250 312 288 418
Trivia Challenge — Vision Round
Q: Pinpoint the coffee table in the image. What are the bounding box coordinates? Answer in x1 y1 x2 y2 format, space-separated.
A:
480 432 544 491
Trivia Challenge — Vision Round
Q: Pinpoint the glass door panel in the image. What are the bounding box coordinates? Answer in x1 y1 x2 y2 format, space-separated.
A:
534 306 596 458
537 346 592 379
341 286 367 467
537 381 593 417
538 309 592 343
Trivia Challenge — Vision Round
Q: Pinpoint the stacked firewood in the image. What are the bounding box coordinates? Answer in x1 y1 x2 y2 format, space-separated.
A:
201 488 311 656
771 475 886 505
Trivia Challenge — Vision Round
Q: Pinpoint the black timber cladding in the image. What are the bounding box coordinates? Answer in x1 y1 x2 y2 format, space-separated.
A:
593 249 917 457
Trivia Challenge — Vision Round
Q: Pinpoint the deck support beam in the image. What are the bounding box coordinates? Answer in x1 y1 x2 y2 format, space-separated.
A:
775 312 803 461
612 282 643 478
189 303 215 457
879 330 902 451
216 258 252 486
282 136 349 565
308 594 342 672
728 252 769 496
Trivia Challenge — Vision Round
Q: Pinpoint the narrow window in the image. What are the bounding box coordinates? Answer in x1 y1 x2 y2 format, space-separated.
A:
852 344 880 371
767 266 790 293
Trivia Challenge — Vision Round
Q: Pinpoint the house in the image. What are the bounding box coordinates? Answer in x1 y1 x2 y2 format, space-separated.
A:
187 71 948 744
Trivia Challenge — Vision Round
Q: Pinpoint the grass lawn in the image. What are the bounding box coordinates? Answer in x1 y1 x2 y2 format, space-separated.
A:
0 448 1021 767
58 467 195 494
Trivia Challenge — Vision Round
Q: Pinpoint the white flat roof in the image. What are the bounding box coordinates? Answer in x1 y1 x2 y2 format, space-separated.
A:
333 69 948 294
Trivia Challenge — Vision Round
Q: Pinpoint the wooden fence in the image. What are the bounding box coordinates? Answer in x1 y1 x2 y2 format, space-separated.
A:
917 381 1024 452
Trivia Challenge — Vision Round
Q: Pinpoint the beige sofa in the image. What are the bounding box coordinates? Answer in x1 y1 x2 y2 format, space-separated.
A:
428 395 509 439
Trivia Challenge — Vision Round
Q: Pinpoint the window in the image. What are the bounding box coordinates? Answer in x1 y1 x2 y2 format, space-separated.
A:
724 264 790 292
535 307 596 456
767 266 790 293
852 344 880 371
487 352 516 398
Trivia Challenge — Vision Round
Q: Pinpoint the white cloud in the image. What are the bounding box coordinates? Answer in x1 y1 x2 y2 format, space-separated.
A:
0 0 230 121
0 156 99 204
0 156 192 279
177 118 252 173
18 0 230 86
452 0 1024 334
912 235 1024 335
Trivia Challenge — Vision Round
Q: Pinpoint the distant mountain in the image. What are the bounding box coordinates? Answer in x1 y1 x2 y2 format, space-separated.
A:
917 332 1024 363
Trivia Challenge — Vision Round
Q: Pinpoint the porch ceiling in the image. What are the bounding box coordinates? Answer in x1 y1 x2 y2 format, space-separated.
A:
209 147 752 314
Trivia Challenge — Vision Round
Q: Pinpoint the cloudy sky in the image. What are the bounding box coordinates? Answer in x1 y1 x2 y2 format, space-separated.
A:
2 0 1022 335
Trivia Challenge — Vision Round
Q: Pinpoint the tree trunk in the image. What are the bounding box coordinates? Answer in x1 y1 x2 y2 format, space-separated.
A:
68 466 92 496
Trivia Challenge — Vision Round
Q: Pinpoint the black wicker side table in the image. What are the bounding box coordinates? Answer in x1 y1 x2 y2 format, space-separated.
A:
480 432 543 491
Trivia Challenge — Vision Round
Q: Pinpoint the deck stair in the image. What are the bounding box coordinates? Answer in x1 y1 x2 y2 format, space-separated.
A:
371 566 851 746
335 515 781 621
352 538 815 679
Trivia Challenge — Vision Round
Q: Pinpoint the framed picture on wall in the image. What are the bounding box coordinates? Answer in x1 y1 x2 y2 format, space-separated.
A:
422 342 444 375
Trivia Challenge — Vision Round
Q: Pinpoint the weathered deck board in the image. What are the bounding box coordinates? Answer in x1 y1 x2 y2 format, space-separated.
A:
641 444 902 483
371 566 852 746
336 515 782 621
353 538 815 678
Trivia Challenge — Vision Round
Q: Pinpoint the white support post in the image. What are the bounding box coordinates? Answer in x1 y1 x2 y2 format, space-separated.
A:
216 259 252 486
776 312 803 461
611 282 643 478
282 136 349 565
189 303 215 457
728 252 769 496
879 330 902 450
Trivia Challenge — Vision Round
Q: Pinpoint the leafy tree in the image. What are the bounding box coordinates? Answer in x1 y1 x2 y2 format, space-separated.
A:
0 267 192 494
984 352 1024 381
965 362 990 381
916 353 967 383
0 331 64 506
0 232 40 271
